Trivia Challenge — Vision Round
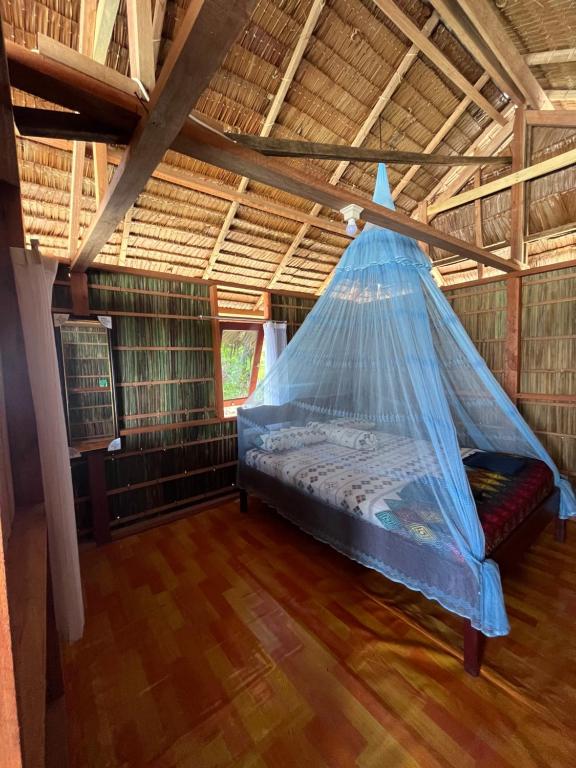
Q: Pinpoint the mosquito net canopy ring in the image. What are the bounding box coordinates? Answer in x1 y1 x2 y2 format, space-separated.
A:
238 164 576 637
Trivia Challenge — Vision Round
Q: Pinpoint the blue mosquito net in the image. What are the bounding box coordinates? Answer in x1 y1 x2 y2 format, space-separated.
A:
238 164 576 637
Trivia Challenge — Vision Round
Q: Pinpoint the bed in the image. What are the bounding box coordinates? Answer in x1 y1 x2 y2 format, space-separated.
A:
238 405 563 675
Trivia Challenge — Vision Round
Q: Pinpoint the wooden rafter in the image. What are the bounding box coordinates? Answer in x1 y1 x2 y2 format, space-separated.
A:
152 0 168 66
393 73 490 200
71 0 257 271
428 145 576 216
21 133 353 239
126 0 155 94
93 0 121 64
371 1 506 125
4 36 518 272
68 0 96 257
203 0 325 280
444 0 553 110
524 48 576 66
268 12 439 292
425 105 515 207
546 91 576 104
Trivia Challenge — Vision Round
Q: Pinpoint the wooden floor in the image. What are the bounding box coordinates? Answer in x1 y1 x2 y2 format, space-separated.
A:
64 498 576 767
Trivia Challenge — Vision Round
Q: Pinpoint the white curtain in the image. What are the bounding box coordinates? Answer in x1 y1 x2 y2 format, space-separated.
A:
12 248 84 643
263 321 287 404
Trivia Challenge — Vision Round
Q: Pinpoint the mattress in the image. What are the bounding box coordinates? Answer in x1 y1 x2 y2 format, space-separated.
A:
243 435 554 555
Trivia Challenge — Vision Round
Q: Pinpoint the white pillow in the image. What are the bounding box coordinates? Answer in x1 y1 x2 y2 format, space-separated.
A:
308 421 377 452
259 425 325 453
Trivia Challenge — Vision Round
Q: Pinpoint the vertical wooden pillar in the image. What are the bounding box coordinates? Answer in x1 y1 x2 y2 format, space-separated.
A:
262 291 272 321
504 276 522 403
510 107 527 265
474 169 484 280
87 450 110 545
209 285 224 419
70 272 89 316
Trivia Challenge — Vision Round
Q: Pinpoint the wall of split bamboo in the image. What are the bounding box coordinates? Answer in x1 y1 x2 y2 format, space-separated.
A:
53 272 317 538
445 264 576 484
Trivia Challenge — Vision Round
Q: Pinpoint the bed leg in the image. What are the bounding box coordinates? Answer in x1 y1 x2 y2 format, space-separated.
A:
463 621 484 677
239 488 249 514
555 518 567 543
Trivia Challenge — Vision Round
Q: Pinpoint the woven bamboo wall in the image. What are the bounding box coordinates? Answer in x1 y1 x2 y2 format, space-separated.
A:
270 293 316 341
443 281 508 388
518 265 576 484
54 269 238 536
53 275 317 537
446 264 576 483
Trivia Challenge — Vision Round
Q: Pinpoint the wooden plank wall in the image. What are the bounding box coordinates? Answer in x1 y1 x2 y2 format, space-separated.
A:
53 274 317 538
445 265 576 485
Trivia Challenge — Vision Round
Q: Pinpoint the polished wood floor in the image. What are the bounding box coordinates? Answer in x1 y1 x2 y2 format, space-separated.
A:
64 498 576 767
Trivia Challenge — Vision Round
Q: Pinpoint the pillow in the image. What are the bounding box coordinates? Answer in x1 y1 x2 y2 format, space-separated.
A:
308 421 377 452
329 417 376 430
259 425 325 453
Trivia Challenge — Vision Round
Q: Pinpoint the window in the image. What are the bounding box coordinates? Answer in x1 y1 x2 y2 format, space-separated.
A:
219 322 264 417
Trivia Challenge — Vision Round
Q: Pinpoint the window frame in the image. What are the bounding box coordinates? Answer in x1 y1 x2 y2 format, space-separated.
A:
219 321 264 414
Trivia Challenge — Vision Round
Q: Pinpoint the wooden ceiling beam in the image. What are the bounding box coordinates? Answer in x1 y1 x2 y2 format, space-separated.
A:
428 0 525 105
526 110 576 127
425 105 515 207
371 0 506 125
5 38 516 272
203 0 326 280
19 133 351 237
428 146 576 216
227 134 509 165
126 0 155 94
71 0 257 271
152 0 168 66
268 13 440 292
446 0 553 110
93 0 121 64
525 48 576 66
393 73 490 200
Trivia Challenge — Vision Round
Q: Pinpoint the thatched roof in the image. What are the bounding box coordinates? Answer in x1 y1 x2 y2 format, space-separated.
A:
2 0 576 308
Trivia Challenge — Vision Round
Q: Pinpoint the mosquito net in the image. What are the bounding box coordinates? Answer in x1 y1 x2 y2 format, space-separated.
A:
238 164 576 637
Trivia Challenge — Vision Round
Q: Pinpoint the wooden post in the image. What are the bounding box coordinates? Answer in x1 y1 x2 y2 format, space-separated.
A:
262 291 272 321
70 271 89 315
209 285 224 419
474 169 484 280
87 450 110 545
504 276 522 402
510 107 527 265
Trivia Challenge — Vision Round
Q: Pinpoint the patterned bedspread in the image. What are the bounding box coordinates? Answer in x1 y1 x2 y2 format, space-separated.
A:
245 432 442 526
244 434 555 554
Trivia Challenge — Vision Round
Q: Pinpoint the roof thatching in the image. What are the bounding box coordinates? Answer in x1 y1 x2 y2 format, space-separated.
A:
2 0 576 306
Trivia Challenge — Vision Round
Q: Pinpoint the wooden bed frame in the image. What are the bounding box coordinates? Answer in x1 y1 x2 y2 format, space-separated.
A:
238 466 563 676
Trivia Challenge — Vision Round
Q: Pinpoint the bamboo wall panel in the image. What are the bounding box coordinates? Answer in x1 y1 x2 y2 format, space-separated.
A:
444 281 507 388
271 293 316 341
446 264 576 482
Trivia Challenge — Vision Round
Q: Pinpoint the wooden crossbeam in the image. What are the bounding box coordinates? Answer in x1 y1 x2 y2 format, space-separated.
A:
203 0 325 280
525 49 576 66
393 74 490 200
227 134 509 165
71 0 257 271
5 37 517 272
20 133 352 238
526 110 576 127
268 12 439 292
13 107 128 143
371 0 506 125
425 105 515 207
428 146 576 216
445 0 553 110
546 90 576 104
